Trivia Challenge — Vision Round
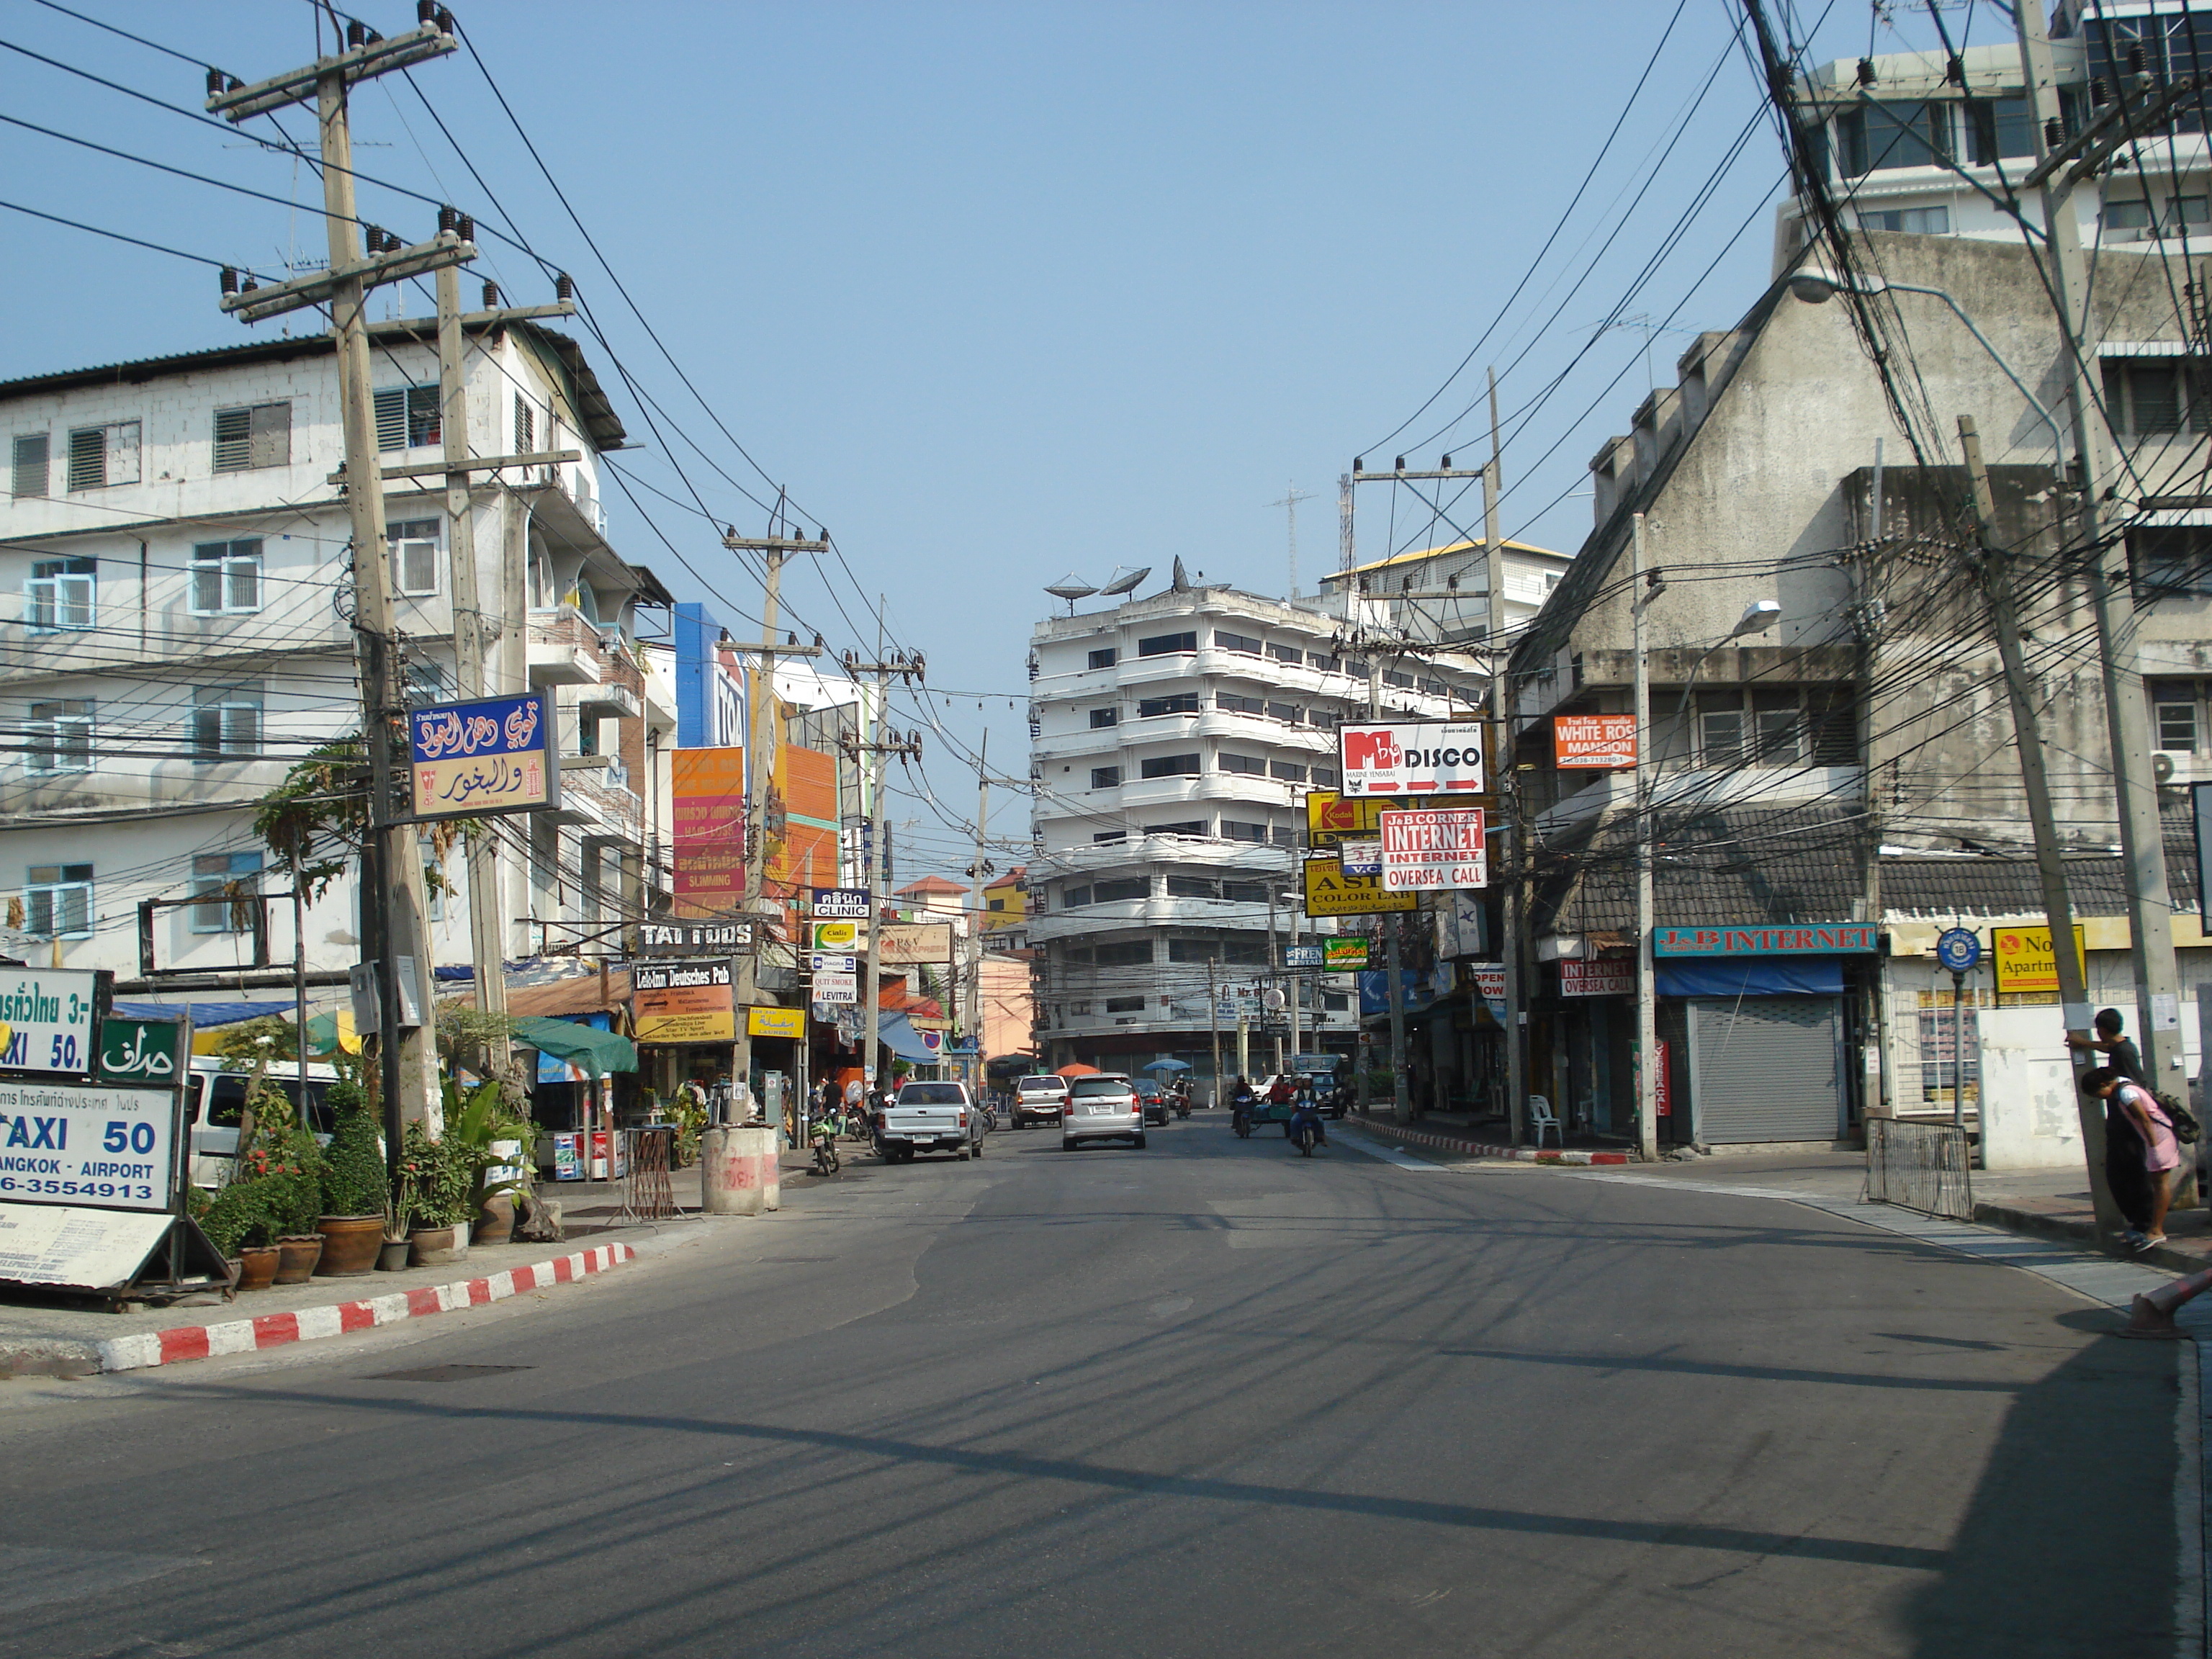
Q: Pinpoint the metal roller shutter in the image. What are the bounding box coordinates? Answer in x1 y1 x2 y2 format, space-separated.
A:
1687 997 1842 1143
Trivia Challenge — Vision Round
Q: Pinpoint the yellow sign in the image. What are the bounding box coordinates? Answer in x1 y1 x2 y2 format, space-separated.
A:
1992 924 2087 995
1305 788 1488 845
1302 853 1416 917
746 1004 807 1039
809 919 865 953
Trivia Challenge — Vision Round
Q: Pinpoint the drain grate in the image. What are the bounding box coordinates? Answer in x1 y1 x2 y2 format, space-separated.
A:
366 1364 533 1382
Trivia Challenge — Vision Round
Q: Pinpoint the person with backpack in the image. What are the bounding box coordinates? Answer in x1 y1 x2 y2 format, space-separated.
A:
2072 1010 2153 1238
2081 1065 2188 1251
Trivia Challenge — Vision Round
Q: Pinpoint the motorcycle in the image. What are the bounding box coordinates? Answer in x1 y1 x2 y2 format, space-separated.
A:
810 1115 842 1176
1288 1109 1324 1157
1173 1093 1191 1120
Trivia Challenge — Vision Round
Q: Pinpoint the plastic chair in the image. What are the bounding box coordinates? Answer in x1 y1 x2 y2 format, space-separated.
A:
1526 1094 1562 1149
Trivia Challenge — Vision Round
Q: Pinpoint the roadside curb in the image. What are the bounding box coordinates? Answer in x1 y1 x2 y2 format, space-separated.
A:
1349 1118 1632 1165
1972 1197 2211 1276
85 1242 638 1375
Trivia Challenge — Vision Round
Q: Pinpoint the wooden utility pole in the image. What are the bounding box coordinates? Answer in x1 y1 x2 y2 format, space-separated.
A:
1959 415 2121 1233
1631 513 1660 1163
1481 366 1527 1143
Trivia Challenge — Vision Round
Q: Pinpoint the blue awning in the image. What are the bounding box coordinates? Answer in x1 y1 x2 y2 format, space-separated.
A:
112 999 295 1028
878 1010 941 1063
1657 958 1845 998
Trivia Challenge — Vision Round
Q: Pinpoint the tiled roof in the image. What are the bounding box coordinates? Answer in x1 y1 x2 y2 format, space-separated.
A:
897 875 970 896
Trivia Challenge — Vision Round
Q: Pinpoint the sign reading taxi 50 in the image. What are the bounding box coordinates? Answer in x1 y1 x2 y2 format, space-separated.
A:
0 969 103 1076
0 1078 178 1210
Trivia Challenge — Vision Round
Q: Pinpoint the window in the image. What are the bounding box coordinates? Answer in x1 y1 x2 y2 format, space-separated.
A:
2152 678 2211 750
1917 1007 1980 1107
1220 936 1267 963
1965 96 2036 165
1137 631 1197 657
1696 689 1745 768
1166 877 1219 900
1321 991 1349 1012
1312 767 1341 788
1223 820 1268 843
1089 707 1120 729
12 433 48 498
190 851 264 934
1222 881 1268 903
1856 205 1951 235
1307 652 1339 672
1673 687 1856 768
987 896 1005 912
1087 647 1118 669
26 557 95 631
1147 820 1205 836
1382 670 1415 689
192 684 263 759
419 836 444 923
1062 885 1093 908
1838 101 1951 176
25 698 92 774
374 385 441 451
1267 701 1303 724
1269 760 1308 783
1218 692 1264 716
1267 642 1302 664
2103 358 2211 436
1138 692 1200 717
1419 678 1448 696
1093 878 1148 904
404 659 447 706
1090 765 1122 789
514 393 537 454
2131 526 2212 595
213 402 292 472
24 863 91 938
1218 752 1266 775
1139 752 1200 779
1092 831 1127 843
1215 629 1263 655
66 421 139 491
190 539 263 615
1104 996 1146 1015
389 517 440 596
1271 824 1298 845
1096 940 1151 967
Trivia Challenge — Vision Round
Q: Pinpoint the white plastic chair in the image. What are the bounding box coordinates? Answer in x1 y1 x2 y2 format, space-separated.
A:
1527 1094 1562 1149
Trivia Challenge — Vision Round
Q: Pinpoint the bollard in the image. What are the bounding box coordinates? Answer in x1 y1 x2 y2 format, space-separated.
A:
701 1125 781 1216
2120 1264 2212 1339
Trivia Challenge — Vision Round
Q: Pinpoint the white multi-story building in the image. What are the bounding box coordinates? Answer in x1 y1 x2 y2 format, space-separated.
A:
1025 576 1498 1079
0 318 676 995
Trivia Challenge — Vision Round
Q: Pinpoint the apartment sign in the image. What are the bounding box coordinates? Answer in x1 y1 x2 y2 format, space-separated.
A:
1553 714 1637 770
1379 809 1488 891
1337 721 1487 797
1559 957 1635 997
409 693 557 820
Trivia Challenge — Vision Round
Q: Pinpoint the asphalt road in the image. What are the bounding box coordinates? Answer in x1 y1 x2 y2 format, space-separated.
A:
0 1115 2187 1658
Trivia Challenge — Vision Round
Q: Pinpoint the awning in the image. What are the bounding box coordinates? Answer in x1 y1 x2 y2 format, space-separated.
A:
514 1016 637 1077
1657 959 1845 997
112 998 293 1028
878 1010 941 1063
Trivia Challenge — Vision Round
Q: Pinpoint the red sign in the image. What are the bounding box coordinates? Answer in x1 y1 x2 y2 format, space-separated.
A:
1655 1039 1672 1118
1559 957 1633 997
1554 714 1637 769
672 747 747 917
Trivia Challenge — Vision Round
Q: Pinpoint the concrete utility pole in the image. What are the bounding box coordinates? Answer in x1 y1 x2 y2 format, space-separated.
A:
843 633 925 1100
2015 8 2188 1085
1481 367 1527 1141
1366 660 1413 1123
970 731 991 1094
1959 416 2123 1233
721 526 826 1138
210 14 470 1166
1631 513 1660 1163
1208 956 1224 1105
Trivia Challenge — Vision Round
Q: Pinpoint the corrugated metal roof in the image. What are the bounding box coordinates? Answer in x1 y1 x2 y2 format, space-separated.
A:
1320 538 1564 583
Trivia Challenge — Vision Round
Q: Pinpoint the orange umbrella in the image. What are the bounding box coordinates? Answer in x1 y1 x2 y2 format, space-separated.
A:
1055 1062 1101 1078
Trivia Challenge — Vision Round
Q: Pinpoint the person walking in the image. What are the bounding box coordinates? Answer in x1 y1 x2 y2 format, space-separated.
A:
2070 1010 2154 1241
2081 1065 2180 1251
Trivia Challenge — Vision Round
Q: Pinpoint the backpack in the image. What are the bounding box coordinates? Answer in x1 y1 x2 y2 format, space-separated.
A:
2154 1090 2203 1146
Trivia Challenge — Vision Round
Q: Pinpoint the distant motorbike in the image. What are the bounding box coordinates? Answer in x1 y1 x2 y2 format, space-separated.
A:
1173 1094 1191 1120
1288 1106 1325 1157
810 1116 842 1176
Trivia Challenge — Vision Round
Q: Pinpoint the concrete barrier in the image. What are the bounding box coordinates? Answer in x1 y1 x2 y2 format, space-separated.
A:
701 1126 781 1215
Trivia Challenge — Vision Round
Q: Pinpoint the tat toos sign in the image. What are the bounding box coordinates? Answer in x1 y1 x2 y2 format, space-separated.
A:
1337 720 1487 797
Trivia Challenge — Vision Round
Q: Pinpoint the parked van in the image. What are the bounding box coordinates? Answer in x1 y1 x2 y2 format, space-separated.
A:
184 1057 343 1188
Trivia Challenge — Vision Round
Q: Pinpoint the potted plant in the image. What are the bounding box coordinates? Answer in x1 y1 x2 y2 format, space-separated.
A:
395 1120 472 1267
443 1076 534 1246
315 1079 387 1275
200 1107 320 1290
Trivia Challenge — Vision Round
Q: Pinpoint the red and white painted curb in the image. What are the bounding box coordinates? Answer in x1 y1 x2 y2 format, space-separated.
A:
95 1242 637 1374
1350 1120 1632 1166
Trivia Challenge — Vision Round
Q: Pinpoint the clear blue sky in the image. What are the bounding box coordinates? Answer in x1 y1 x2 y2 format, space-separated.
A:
0 1 1960 873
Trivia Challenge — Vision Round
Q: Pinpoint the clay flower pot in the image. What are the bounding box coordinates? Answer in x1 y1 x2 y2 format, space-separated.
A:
274 1235 324 1285
408 1226 459 1269
472 1194 516 1247
314 1215 386 1277
236 1245 281 1292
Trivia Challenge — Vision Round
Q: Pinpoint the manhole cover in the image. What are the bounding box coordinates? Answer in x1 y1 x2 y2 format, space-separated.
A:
366 1364 533 1382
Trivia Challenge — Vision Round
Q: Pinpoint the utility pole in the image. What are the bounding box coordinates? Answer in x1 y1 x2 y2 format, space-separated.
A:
210 12 469 1166
1286 897 1302 1067
842 634 925 1101
1959 415 2121 1233
2016 9 2188 1087
970 731 991 1094
1480 367 1527 1142
1631 513 1660 1163
1365 659 1413 1123
1207 956 1223 1105
721 526 826 1138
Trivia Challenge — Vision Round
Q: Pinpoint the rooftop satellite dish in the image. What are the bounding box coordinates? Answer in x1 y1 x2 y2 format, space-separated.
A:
1097 565 1151 596
1044 572 1100 616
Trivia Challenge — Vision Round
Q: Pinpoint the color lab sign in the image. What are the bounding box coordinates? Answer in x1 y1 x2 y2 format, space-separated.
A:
1553 714 1637 769
1379 808 1487 891
1301 854 1416 917
1336 720 1487 797
1993 925 2087 995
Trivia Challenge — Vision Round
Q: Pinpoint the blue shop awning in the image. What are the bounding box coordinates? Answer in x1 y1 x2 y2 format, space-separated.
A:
878 1010 942 1063
1657 958 1845 998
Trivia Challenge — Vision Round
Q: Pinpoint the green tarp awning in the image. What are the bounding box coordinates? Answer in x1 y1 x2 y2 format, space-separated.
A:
514 1017 637 1078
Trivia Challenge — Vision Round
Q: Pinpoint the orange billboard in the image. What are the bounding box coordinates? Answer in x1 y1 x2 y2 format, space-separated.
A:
672 747 746 917
1554 714 1637 769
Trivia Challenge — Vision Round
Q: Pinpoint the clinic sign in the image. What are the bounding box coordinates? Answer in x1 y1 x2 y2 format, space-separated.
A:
409 693 557 820
1379 808 1487 891
811 888 872 920
1337 721 1487 797
1653 925 1879 956
0 968 103 1076
0 1077 179 1211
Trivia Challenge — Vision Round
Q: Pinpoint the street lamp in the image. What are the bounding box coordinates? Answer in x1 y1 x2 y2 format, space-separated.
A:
1787 271 2067 458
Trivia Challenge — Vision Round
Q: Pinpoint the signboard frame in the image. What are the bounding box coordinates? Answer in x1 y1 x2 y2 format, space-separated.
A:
407 691 558 822
1305 787 1488 845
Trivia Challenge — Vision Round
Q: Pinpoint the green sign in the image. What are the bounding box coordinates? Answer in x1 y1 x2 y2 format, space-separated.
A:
1322 936 1372 971
95 1017 185 1087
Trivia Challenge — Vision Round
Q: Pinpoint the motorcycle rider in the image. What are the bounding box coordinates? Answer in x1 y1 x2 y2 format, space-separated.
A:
1288 1097 1327 1153
1231 1074 1256 1136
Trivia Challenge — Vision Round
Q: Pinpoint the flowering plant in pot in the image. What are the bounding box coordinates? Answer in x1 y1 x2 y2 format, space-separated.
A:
315 1079 388 1275
393 1120 474 1265
201 1094 323 1289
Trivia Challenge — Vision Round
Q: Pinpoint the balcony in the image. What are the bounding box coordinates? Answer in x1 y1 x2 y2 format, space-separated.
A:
578 682 640 720
528 606 609 688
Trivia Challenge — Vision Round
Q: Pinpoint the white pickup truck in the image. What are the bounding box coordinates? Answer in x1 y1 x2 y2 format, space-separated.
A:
876 1081 985 1163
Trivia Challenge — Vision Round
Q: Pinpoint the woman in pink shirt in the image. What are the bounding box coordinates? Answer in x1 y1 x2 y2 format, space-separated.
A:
2082 1066 2179 1251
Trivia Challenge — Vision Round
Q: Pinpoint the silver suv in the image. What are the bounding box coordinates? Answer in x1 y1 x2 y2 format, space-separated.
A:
1061 1073 1146 1151
1012 1073 1070 1128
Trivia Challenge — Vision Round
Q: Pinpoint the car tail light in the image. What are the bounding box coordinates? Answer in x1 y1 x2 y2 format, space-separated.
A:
1062 1102 1073 1117
957 1111 968 1128
872 1112 886 1133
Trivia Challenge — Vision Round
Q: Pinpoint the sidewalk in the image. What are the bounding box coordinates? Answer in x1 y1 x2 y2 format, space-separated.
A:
1345 1110 1635 1166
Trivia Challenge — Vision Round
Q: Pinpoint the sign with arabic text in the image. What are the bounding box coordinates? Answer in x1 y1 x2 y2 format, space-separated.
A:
746 1005 807 1040
0 1078 179 1211
409 693 557 820
95 1017 184 1087
1321 936 1371 971
0 969 104 1077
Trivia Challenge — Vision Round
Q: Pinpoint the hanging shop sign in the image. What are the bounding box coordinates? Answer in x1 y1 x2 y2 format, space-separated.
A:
94 1017 183 1087
1993 924 2087 996
673 747 747 917
811 887 873 920
631 959 736 1045
408 692 557 820
881 922 955 965
1302 853 1416 917
809 919 867 953
1305 788 1487 844
1470 963 1507 1003
1652 924 1879 957
1380 808 1488 891
811 973 859 1007
1560 957 1635 997
746 1005 807 1040
1339 840 1382 876
807 953 858 976
1337 719 1488 797
1321 936 1371 971
637 920 755 956
0 1076 179 1212
0 968 105 1076
1553 714 1637 769
1282 945 1324 968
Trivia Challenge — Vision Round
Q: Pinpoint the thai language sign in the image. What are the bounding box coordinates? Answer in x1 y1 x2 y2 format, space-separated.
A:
1560 957 1635 997
631 959 735 1044
1380 808 1488 891
409 693 557 819
673 747 746 917
811 888 871 919
1337 720 1487 797
1653 925 1879 956
0 969 102 1076
0 1078 178 1210
1993 924 2087 996
1553 714 1637 769
0 1205 182 1290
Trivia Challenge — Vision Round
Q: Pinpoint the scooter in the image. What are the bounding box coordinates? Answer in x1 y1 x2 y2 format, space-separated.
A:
810 1115 842 1176
1173 1093 1191 1120
1288 1110 1324 1156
